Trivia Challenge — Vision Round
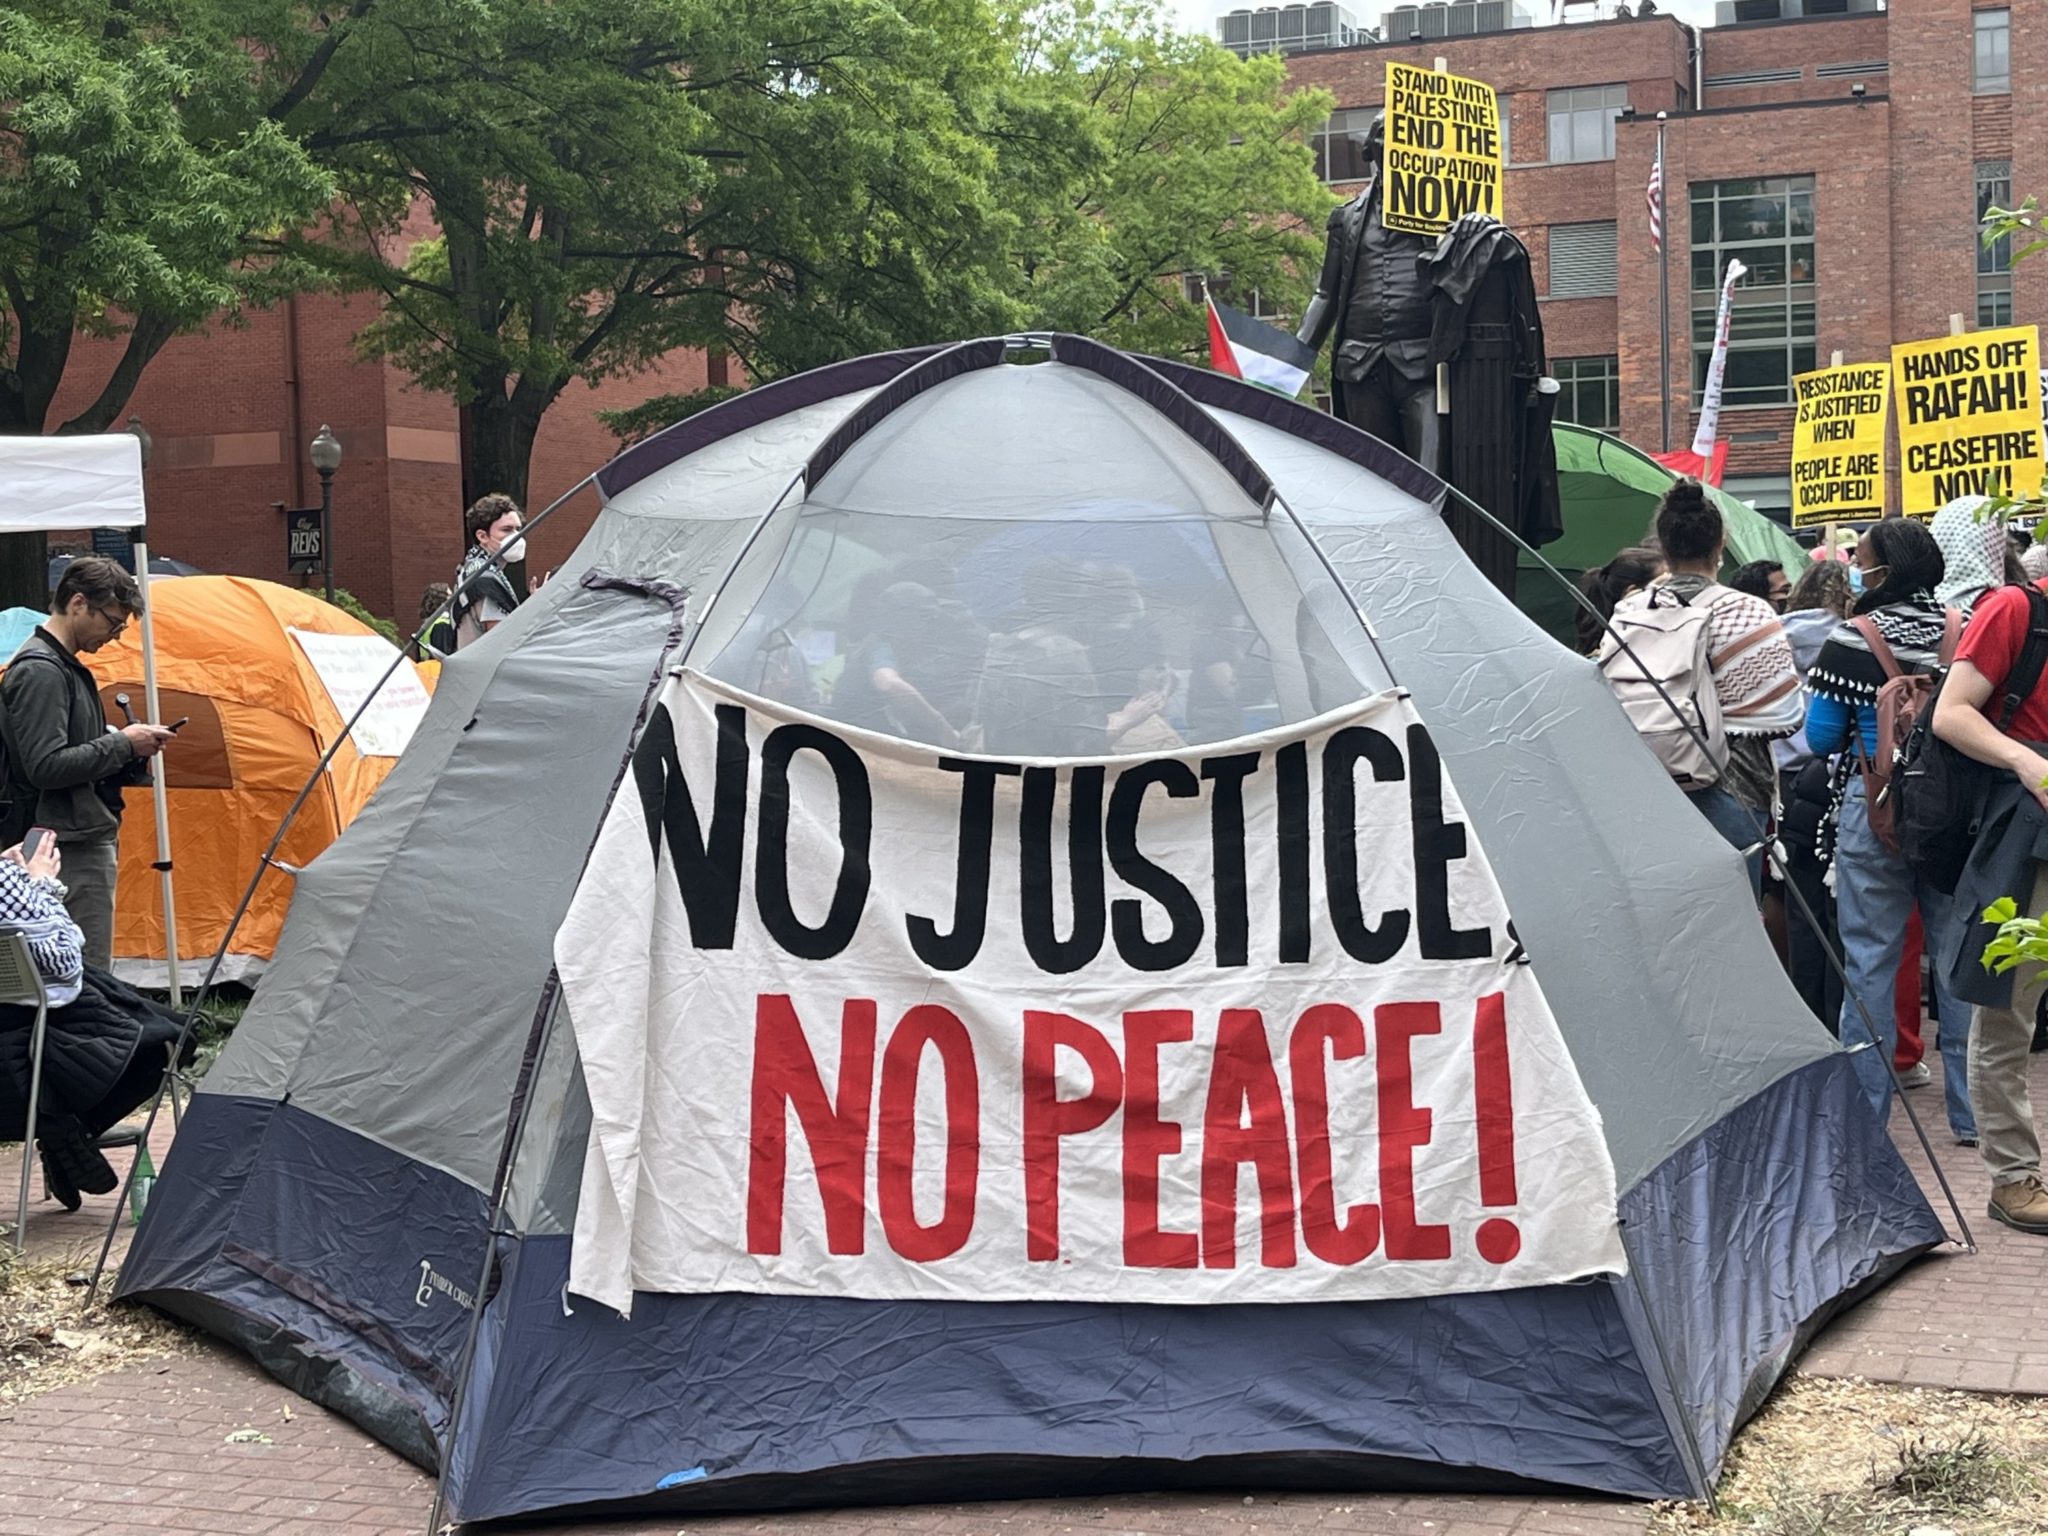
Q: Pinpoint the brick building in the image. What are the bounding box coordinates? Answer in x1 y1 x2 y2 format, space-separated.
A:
1265 0 2040 526
46 244 716 624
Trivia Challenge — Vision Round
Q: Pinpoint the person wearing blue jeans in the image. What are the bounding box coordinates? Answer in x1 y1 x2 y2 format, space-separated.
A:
1833 792 1976 1141
1685 782 1764 897
1806 518 1975 1143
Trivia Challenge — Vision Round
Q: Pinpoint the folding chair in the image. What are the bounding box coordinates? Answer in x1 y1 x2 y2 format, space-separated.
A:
1 932 50 1256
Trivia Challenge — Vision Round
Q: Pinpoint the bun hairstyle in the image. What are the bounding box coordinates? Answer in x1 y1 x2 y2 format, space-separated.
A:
1653 477 1724 565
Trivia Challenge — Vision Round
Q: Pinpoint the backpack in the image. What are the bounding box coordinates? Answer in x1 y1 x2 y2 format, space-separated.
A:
1850 607 1961 857
1597 583 1729 789
1888 585 2048 893
0 648 64 849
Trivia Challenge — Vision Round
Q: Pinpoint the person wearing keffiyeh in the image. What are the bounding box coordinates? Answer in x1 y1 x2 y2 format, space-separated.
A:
1806 517 1976 1146
0 839 189 1214
1633 479 1803 895
1931 495 2010 614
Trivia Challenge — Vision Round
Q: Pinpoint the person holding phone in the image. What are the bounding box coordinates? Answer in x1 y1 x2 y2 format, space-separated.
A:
0 557 172 969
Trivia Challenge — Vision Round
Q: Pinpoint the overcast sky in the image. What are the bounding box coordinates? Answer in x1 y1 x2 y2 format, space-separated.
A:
1167 0 1720 41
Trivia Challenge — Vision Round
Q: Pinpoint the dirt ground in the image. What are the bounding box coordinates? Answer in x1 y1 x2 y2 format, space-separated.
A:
1652 1375 2048 1536
0 1252 189 1407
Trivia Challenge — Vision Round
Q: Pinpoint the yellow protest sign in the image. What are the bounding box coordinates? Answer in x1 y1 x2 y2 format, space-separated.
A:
1381 62 1503 237
1789 362 1890 527
1892 325 2046 514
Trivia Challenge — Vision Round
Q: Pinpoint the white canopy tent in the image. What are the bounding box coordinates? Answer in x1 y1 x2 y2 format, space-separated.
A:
0 433 182 1002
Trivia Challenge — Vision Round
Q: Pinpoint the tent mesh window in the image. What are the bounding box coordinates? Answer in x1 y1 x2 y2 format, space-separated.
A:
699 365 1382 754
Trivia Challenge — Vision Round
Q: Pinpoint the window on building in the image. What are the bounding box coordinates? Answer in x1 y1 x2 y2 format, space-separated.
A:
1546 84 1629 164
1554 356 1620 431
1315 109 1376 182
1975 9 2011 95
1723 475 1794 527
1182 272 1283 324
1548 222 1619 298
1978 159 2014 328
1495 92 1511 166
1689 177 1816 407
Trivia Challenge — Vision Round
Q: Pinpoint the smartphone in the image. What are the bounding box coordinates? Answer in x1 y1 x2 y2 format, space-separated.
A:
168 716 189 733
21 827 53 864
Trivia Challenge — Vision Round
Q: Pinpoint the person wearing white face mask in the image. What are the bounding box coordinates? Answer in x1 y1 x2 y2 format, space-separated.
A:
452 494 530 650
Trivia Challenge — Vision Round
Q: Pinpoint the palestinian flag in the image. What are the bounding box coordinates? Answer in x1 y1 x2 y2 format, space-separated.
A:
1206 296 1316 398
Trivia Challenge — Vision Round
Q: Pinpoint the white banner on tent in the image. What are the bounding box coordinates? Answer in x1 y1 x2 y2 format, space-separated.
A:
287 629 430 758
556 673 1623 1316
0 434 147 531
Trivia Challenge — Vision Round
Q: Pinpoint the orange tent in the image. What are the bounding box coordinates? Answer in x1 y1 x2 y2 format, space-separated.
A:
72 577 429 987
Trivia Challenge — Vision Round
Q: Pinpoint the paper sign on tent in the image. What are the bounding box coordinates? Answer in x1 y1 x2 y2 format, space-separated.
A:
288 628 430 758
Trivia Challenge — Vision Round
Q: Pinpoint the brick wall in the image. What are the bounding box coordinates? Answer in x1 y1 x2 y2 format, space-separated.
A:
46 280 708 623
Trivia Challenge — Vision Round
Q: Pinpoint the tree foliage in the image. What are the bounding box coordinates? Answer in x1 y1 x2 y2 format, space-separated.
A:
296 0 1332 501
999 1 1333 362
284 0 1031 504
0 1 332 436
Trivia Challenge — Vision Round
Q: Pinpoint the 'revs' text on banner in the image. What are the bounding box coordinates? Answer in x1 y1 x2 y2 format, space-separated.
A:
1381 62 1503 237
1790 362 1890 527
554 672 1623 1316
1892 325 2045 515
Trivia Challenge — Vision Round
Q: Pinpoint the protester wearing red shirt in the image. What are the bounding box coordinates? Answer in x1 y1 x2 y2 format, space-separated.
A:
1935 579 2048 1235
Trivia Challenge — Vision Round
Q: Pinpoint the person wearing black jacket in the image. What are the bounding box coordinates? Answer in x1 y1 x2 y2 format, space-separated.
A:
0 558 172 970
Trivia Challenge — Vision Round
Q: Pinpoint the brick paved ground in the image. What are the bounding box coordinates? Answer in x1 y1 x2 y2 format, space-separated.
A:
2 1054 2042 1534
1801 1049 2048 1394
0 1100 176 1278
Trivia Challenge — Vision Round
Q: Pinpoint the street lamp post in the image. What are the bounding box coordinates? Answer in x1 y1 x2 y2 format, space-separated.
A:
308 425 342 603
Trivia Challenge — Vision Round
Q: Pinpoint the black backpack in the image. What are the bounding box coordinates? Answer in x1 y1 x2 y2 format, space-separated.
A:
1893 583 2048 894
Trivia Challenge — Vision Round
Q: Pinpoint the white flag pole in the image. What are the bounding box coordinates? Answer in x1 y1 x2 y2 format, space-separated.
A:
1690 257 1748 471
131 538 181 1011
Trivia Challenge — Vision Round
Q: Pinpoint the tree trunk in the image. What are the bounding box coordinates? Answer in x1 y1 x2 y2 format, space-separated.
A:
458 395 531 510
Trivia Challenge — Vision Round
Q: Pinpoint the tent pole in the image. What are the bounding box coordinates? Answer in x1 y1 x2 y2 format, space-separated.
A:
1434 476 1976 1251
82 472 605 1306
132 538 182 1011
1618 1223 1721 1512
425 983 566 1536
429 578 697 1535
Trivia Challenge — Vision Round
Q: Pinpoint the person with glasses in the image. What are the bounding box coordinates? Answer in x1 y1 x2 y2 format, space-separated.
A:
0 558 171 968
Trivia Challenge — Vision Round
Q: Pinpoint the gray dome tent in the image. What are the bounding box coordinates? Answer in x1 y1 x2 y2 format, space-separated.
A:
118 336 1940 1526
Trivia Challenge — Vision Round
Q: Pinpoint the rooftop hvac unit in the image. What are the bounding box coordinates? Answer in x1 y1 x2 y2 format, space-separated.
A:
1384 0 1523 39
1219 0 1363 53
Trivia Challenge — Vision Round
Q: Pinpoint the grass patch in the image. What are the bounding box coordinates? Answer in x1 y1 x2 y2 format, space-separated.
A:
1654 1376 2048 1536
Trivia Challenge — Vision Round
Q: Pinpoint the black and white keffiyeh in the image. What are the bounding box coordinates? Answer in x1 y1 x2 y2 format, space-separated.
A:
0 859 83 1005
1807 598 1949 708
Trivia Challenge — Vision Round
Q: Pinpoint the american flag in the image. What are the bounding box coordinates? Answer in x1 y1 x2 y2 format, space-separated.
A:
1646 141 1664 250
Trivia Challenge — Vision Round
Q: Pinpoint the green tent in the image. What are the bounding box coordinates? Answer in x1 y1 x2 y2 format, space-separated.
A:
1517 423 1811 647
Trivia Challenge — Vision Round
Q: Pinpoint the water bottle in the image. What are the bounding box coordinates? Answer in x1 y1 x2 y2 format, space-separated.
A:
129 1143 155 1226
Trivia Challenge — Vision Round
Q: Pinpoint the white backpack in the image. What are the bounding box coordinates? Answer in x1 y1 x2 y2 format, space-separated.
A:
1596 584 1729 788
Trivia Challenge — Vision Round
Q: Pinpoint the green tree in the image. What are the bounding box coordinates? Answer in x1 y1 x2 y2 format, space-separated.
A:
289 0 1027 508
1000 0 1334 362
0 0 334 601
